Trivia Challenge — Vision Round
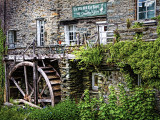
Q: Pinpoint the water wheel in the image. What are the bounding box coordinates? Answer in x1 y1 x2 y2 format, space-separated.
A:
8 61 61 107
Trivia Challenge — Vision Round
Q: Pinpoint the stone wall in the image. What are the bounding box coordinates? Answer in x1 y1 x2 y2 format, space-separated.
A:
58 0 136 44
1 0 160 50
0 0 5 30
0 0 60 48
118 24 158 41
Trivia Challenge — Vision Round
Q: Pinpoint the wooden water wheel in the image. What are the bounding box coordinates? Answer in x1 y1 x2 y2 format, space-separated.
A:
8 61 61 107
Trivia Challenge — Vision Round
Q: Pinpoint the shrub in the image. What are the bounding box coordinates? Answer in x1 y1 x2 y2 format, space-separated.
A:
27 106 52 120
51 99 79 120
0 106 28 120
78 90 99 120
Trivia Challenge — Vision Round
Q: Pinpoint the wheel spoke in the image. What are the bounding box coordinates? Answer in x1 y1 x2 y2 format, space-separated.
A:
29 75 42 98
39 84 48 96
10 77 25 97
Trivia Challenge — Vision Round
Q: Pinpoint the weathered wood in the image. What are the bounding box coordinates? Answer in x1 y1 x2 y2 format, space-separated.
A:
13 99 42 109
39 84 48 96
38 67 55 106
10 78 25 97
31 98 51 103
8 61 58 106
33 60 38 105
9 61 34 79
4 62 9 102
24 66 29 95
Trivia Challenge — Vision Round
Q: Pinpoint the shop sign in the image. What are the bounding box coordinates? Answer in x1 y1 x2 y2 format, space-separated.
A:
72 2 107 18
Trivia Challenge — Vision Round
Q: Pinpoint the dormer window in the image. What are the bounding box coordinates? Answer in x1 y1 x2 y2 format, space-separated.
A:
137 0 156 20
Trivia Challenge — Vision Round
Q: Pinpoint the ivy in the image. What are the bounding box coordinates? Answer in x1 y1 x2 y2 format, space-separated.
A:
0 21 6 106
108 36 160 81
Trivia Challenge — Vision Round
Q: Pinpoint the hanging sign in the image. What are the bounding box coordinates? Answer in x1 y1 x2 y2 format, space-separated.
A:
72 2 107 18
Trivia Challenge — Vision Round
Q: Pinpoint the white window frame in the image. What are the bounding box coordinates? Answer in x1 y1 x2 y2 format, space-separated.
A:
137 0 156 20
96 21 114 45
8 30 16 49
37 19 45 46
65 25 77 46
92 73 105 91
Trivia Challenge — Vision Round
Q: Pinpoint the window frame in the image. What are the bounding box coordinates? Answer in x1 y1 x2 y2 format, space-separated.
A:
92 72 105 91
98 24 114 45
65 25 77 46
137 0 156 20
8 30 16 49
37 19 45 46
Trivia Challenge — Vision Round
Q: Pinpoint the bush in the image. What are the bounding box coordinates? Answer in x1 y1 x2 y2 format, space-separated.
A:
78 90 99 120
28 99 79 120
0 106 28 120
79 86 160 120
27 106 52 120
51 99 79 120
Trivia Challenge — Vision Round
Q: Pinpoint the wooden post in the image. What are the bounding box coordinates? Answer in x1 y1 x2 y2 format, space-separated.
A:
33 41 38 105
4 62 9 102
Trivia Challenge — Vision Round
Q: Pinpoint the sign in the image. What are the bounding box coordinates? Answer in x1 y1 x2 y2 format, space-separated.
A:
72 2 107 18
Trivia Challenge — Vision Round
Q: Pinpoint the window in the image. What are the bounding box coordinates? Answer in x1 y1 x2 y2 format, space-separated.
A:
137 0 156 20
99 25 114 44
92 73 105 91
65 25 77 45
8 30 16 49
37 19 44 46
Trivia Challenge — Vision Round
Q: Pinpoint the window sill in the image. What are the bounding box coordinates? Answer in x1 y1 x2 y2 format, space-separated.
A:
134 19 157 26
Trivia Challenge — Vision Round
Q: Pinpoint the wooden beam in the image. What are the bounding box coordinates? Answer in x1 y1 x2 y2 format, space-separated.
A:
4 62 9 102
13 99 42 109
33 60 38 105
24 66 29 95
10 78 25 97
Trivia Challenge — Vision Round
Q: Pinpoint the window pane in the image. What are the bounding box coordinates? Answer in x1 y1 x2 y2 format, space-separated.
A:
8 31 14 43
69 32 73 40
147 2 155 10
104 26 107 31
139 12 146 19
147 11 155 19
69 26 73 31
139 2 146 12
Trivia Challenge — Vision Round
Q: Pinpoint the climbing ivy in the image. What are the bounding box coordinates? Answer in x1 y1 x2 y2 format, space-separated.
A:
107 34 160 86
0 20 6 106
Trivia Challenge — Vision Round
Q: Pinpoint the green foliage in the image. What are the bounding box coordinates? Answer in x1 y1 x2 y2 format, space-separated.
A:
105 85 160 120
51 99 79 120
108 36 160 81
73 45 105 70
132 22 143 28
0 106 28 120
27 107 53 120
157 21 160 37
78 89 98 120
28 99 79 120
114 29 120 43
126 18 131 29
0 20 6 106
78 85 160 120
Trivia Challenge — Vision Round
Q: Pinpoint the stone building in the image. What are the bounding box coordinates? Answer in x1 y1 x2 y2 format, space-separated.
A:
0 0 160 106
